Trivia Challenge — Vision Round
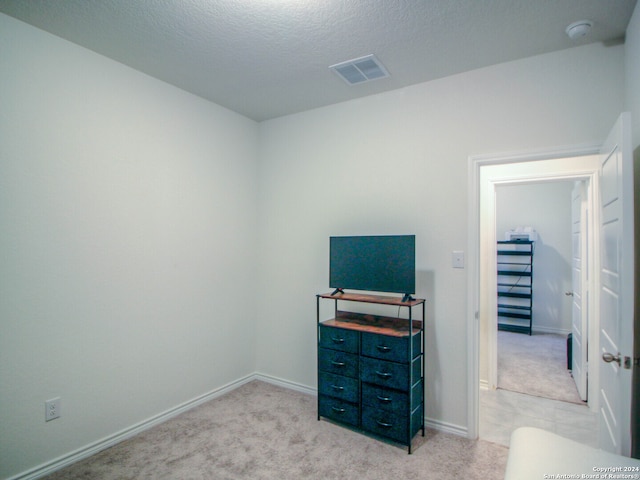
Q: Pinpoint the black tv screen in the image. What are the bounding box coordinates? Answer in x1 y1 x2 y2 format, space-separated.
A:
329 235 415 295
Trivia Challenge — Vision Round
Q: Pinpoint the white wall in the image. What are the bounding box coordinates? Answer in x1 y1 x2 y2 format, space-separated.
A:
0 14 258 479
496 182 574 334
256 42 625 433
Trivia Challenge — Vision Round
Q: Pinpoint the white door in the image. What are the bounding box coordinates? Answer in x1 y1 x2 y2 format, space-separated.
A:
571 182 588 401
598 112 634 455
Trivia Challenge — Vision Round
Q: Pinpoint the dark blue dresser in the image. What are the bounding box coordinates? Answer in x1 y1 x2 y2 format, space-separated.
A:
316 292 425 453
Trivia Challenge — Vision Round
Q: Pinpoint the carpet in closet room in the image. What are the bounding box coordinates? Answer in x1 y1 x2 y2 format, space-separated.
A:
498 330 582 404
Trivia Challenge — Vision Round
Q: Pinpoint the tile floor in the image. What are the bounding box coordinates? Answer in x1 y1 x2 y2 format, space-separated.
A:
480 387 598 448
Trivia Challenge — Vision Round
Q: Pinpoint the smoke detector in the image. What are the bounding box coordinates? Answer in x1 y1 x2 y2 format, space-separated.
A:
566 20 593 40
329 54 390 85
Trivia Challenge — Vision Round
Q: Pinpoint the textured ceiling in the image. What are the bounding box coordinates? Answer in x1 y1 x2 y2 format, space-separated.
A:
0 0 637 121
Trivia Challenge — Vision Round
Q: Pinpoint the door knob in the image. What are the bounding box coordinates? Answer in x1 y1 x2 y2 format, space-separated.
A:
565 291 574 296
602 352 621 365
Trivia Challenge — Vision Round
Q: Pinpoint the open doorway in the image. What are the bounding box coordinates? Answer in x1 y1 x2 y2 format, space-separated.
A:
466 147 602 446
494 181 582 404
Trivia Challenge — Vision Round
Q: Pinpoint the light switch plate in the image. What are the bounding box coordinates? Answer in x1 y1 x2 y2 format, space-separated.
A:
452 251 464 269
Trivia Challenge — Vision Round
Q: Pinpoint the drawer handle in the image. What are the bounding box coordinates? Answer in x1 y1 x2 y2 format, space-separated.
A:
331 406 346 413
377 395 392 403
376 345 392 352
331 361 346 367
376 420 393 429
331 384 344 391
331 336 345 344
375 371 393 380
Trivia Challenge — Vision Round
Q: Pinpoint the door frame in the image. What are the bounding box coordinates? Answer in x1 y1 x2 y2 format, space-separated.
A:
467 144 601 440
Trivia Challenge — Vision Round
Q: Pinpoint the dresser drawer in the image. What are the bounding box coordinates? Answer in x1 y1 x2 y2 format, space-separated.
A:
361 331 421 363
318 395 359 427
318 348 358 378
361 332 407 363
318 372 359 403
319 324 359 353
362 382 423 416
362 404 423 445
361 383 408 413
360 357 409 391
361 405 408 444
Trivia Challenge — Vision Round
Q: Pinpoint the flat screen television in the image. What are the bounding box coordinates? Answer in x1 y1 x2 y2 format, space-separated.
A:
329 235 415 301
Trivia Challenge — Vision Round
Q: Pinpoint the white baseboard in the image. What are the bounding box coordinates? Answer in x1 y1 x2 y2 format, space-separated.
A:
531 326 571 336
12 373 468 479
253 372 317 396
425 417 468 437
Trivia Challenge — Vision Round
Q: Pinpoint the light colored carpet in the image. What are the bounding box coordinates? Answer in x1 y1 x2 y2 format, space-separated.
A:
44 380 508 480
498 330 583 404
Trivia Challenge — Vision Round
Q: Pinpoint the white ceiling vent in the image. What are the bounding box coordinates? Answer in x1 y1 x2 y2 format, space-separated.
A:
329 54 390 85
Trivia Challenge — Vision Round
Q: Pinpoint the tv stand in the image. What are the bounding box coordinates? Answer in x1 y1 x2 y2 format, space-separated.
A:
316 291 425 453
330 288 345 296
402 293 415 303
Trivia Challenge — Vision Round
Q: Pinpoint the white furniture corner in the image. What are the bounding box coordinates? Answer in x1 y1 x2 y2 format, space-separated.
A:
505 427 640 479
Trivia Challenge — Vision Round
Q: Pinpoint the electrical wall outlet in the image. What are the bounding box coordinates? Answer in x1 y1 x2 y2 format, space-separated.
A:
45 397 61 422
